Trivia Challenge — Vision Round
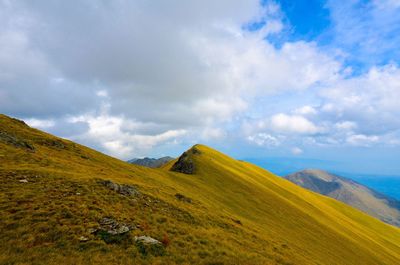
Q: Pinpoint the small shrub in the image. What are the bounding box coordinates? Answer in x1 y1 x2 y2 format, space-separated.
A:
198 250 210 259
199 239 209 245
161 234 170 247
156 217 167 224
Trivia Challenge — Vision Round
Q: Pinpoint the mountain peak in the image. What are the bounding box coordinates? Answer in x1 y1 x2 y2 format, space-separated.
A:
170 144 203 174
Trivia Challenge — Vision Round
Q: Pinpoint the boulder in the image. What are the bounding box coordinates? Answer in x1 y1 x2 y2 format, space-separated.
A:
98 217 132 235
134 236 162 245
100 180 140 196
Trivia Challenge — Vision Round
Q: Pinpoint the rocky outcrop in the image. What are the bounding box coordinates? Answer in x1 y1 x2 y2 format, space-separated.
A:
170 146 201 174
0 131 35 151
99 180 140 196
97 217 131 235
92 217 133 244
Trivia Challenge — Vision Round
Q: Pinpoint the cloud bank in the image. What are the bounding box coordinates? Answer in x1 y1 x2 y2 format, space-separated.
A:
1 0 400 160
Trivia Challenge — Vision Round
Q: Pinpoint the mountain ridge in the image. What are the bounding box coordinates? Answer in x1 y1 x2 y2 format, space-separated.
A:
128 156 174 168
1 114 400 264
285 169 400 227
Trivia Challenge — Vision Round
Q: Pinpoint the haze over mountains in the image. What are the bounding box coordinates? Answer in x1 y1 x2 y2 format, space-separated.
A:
128 157 174 168
285 169 400 227
1 114 400 264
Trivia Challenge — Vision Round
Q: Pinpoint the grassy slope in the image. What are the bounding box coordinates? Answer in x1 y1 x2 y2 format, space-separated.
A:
1 114 400 265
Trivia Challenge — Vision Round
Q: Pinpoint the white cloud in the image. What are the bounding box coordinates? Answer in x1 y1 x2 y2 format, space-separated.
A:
247 133 281 147
320 64 400 134
294 105 317 116
0 0 347 157
335 121 357 131
201 127 226 140
291 147 303 155
270 113 321 134
25 118 55 129
2 0 400 158
96 90 108 98
69 112 186 158
346 134 380 146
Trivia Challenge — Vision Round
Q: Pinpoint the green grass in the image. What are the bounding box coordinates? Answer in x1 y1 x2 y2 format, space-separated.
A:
1 114 400 264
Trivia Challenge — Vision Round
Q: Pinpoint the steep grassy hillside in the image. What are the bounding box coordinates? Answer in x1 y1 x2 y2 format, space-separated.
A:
285 169 400 227
1 114 400 265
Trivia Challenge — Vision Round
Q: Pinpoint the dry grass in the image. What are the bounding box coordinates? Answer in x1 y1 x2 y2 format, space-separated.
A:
1 114 400 265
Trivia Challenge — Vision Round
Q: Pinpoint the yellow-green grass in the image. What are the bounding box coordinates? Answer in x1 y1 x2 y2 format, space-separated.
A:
1 114 400 264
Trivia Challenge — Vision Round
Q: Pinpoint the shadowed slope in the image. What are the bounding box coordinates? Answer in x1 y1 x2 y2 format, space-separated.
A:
1 114 400 265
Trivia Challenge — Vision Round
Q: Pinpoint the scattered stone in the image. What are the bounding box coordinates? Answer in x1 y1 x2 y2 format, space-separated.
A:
95 217 133 244
99 217 117 226
109 225 130 235
175 193 192 203
97 217 132 235
76 192 81 195
99 180 140 196
19 179 28 183
88 228 98 234
79 236 89 242
134 236 162 245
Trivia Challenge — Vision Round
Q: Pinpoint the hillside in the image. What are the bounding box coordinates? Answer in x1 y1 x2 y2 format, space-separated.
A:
1 114 400 264
128 157 174 168
285 169 400 227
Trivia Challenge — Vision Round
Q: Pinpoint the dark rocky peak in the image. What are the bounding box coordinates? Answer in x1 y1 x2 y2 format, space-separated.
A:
170 145 202 174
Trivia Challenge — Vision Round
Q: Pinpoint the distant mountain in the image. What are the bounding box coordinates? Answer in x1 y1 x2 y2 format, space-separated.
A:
128 156 174 168
2 114 400 264
285 169 400 227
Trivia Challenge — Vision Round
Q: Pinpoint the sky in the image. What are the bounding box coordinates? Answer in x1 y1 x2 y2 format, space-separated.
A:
1 0 400 176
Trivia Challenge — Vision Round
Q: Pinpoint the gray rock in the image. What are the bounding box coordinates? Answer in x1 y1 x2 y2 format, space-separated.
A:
0 131 35 151
108 225 129 235
79 236 89 242
100 180 140 196
98 217 131 235
88 228 98 234
134 236 161 245
19 179 28 183
99 217 117 226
